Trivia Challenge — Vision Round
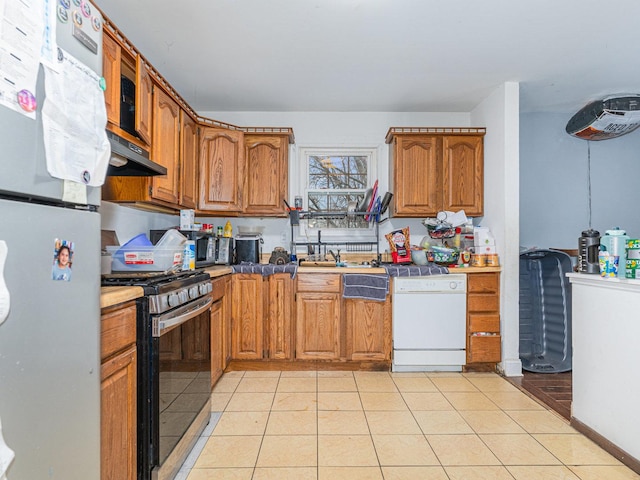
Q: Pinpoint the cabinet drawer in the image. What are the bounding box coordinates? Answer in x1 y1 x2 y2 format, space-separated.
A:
297 274 341 293
468 335 501 363
210 275 228 303
467 294 499 313
469 313 500 333
101 303 137 361
467 273 499 293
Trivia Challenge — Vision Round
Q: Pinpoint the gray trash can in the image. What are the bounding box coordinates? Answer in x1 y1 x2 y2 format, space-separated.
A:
519 249 573 373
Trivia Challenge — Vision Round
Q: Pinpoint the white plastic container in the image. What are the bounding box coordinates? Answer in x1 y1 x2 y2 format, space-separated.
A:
600 228 630 278
155 228 187 248
107 245 183 272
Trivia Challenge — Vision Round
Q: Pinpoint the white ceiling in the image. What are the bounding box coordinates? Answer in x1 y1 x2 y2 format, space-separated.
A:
96 0 640 115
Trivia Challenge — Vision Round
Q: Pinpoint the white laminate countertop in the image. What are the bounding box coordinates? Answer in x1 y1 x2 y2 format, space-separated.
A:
567 272 640 291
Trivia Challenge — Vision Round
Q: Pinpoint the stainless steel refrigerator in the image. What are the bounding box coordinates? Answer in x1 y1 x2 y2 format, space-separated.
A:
0 2 104 478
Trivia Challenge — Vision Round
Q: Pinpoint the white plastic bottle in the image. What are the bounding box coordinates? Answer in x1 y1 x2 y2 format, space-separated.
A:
600 227 630 278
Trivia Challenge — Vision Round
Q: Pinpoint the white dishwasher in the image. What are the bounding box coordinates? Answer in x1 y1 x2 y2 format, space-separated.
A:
392 274 467 372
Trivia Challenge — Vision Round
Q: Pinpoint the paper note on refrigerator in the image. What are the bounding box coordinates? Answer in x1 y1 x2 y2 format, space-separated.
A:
0 0 45 118
41 48 110 187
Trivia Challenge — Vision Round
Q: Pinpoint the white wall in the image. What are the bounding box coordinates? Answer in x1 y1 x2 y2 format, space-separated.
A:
520 112 640 249
100 201 177 244
471 82 521 377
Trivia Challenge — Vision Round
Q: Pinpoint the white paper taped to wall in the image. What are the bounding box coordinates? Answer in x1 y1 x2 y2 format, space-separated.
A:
0 241 9 327
0 417 15 480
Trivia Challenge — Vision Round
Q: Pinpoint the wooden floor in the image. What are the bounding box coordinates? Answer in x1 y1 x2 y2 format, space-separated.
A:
508 370 572 420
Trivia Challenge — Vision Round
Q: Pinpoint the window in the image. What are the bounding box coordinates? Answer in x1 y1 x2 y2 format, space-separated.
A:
299 147 377 232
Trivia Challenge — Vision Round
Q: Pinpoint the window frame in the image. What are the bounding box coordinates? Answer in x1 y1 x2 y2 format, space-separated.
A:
295 146 379 241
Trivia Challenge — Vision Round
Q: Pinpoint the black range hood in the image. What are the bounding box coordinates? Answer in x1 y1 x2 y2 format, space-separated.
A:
106 130 167 176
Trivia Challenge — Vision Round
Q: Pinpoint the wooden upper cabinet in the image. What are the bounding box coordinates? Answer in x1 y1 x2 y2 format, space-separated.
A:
386 128 485 217
442 135 484 215
391 135 440 216
102 32 120 126
135 58 153 145
151 87 180 205
102 30 151 146
243 134 289 216
180 111 198 209
199 127 245 214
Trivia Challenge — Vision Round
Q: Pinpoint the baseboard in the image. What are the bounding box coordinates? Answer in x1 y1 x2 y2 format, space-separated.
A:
498 358 522 377
571 417 640 474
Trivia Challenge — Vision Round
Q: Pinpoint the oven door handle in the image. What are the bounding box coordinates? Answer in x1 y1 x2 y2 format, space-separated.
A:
153 295 213 337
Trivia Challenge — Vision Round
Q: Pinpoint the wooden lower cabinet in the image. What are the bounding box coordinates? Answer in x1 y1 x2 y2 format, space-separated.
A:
100 301 137 480
295 274 341 360
209 275 233 371
295 292 341 360
228 272 392 366
268 273 294 359
210 299 224 385
345 297 392 361
466 272 501 364
231 274 265 359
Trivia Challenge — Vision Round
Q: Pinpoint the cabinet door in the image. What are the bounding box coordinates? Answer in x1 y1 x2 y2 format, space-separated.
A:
210 300 224 386
101 345 136 480
345 297 391 361
223 276 233 367
268 273 294 359
151 87 180 205
135 58 153 145
243 134 288 216
180 110 198 209
442 135 483 215
392 135 440 216
199 127 245 213
231 274 264 359
295 292 341 360
102 32 120 126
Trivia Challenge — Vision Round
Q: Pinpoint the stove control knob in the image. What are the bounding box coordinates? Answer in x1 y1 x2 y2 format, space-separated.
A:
206 282 212 293
178 290 189 304
199 283 207 295
168 293 180 307
189 286 199 299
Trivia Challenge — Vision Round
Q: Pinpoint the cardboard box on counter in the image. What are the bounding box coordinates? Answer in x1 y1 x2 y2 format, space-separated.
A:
474 226 495 246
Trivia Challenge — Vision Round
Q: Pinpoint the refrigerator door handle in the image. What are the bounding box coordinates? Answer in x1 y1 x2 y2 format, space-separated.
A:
153 296 213 337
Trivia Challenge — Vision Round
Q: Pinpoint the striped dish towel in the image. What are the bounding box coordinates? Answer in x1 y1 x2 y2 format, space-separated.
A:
342 274 389 301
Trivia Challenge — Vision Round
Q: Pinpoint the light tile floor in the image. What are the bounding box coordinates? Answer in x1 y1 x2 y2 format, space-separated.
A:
174 371 640 480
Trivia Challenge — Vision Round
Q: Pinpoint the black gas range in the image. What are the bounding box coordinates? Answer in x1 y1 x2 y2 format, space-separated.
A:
102 269 213 480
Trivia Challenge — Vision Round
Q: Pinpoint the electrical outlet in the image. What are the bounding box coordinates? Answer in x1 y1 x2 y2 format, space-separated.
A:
280 231 288 243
